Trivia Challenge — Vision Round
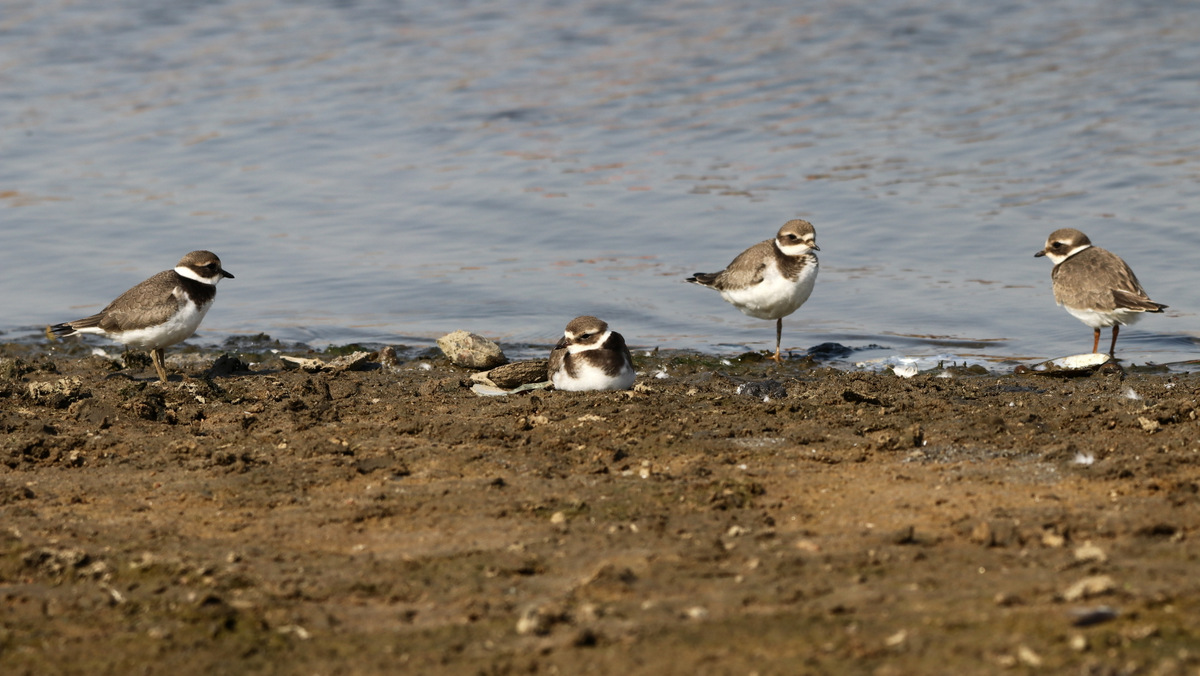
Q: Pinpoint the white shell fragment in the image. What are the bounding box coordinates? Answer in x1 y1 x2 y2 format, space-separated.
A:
470 381 552 397
1025 352 1115 376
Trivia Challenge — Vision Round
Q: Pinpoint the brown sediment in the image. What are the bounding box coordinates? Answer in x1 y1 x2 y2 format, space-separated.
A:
2 345 1198 674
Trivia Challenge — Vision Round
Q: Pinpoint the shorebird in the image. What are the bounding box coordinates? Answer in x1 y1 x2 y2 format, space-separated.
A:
687 219 819 362
1034 228 1165 356
51 250 234 382
548 315 635 391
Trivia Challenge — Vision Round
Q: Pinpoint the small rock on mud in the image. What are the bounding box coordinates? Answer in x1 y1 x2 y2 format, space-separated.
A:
279 351 374 373
437 331 507 369
473 360 549 389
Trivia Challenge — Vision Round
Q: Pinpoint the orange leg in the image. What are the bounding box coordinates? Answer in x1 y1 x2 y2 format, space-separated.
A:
1091 328 1101 354
1109 325 1120 357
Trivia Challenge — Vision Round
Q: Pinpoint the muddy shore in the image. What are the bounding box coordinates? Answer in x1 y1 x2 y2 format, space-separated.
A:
2 340 1199 675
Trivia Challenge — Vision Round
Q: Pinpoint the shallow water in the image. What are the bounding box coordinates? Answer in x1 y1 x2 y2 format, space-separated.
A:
3 0 1198 366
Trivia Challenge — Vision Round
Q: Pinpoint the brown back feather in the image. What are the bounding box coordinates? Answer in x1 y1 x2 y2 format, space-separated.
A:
1052 246 1163 312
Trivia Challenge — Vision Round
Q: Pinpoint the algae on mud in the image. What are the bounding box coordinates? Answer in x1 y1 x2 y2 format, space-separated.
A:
2 344 1199 674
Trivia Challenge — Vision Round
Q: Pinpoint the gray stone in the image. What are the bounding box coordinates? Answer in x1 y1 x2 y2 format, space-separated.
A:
437 331 507 369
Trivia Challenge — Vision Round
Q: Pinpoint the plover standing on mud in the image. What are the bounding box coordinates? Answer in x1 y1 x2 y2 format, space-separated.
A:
1034 228 1166 356
687 219 820 362
51 250 235 382
548 315 636 391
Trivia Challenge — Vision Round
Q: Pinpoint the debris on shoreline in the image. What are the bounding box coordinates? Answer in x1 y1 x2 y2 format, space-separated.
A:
469 359 551 396
436 330 508 369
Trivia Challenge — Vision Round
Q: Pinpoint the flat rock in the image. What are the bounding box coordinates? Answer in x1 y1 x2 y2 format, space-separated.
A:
328 351 374 372
437 331 507 369
279 355 325 372
279 351 374 373
474 360 548 389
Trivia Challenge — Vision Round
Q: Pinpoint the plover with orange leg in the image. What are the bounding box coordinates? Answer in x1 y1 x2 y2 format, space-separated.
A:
1034 228 1165 356
688 219 820 362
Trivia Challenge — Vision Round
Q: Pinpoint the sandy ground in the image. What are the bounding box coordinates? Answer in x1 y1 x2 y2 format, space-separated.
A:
2 341 1199 675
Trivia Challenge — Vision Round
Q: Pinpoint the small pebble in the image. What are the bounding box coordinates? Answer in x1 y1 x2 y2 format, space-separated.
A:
1074 541 1107 564
1017 645 1042 667
378 346 401 368
1070 605 1119 627
1062 575 1116 602
1041 531 1066 548
884 629 907 647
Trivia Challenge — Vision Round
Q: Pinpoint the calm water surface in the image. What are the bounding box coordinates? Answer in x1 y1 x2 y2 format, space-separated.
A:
2 0 1198 367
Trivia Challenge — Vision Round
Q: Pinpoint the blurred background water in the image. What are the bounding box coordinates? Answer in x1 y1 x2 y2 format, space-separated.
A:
2 0 1198 366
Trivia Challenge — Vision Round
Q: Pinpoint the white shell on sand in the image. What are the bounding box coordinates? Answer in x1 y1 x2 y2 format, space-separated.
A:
1031 352 1114 374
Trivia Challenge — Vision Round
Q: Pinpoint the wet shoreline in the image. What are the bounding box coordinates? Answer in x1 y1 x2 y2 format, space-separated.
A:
8 328 1195 384
3 334 1199 673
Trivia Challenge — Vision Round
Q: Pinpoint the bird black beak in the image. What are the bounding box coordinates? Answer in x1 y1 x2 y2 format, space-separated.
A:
222 269 235 279
1033 250 1046 258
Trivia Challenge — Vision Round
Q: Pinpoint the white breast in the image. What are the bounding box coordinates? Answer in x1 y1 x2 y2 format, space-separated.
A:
117 297 213 349
552 360 635 392
721 259 818 321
